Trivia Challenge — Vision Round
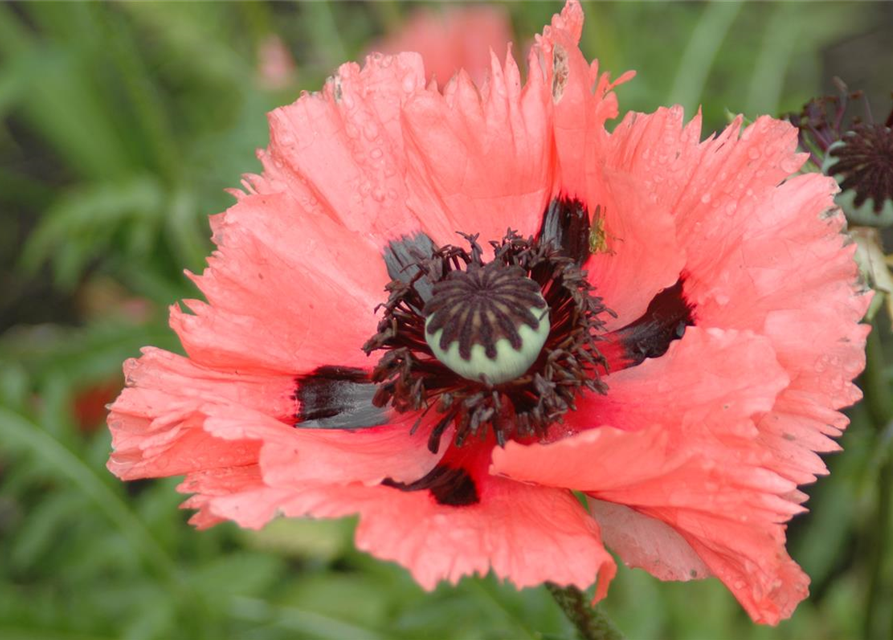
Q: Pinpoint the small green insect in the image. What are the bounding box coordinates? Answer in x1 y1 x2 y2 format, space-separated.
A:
588 209 615 255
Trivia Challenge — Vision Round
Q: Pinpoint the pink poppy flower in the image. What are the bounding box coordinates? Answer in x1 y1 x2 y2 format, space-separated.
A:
107 0 869 625
371 5 512 87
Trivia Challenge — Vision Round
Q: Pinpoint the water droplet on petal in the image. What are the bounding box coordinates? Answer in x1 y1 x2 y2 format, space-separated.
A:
781 157 802 174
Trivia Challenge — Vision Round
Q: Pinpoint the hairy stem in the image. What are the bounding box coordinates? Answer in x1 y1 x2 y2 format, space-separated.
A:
546 583 624 640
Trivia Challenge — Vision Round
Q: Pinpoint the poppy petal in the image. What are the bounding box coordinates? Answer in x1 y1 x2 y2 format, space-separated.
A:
492 328 808 623
173 192 388 372
264 478 615 596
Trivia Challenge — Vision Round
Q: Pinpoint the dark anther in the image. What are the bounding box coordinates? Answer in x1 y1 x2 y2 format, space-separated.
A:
383 465 479 506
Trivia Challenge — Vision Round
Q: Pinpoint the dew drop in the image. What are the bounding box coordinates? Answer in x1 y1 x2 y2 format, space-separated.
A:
748 147 761 160
402 74 416 93
370 147 383 159
781 157 802 174
701 193 712 204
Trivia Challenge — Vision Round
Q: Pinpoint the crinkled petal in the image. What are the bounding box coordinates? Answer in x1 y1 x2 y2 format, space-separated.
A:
202 403 445 486
108 348 444 487
586 499 712 582
173 192 387 373
493 328 809 624
533 0 630 199
400 48 553 249
585 169 685 328
250 53 454 245
601 107 870 484
108 348 288 480
213 477 615 596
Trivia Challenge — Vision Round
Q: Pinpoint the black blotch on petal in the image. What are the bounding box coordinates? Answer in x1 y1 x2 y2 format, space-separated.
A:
295 366 387 429
383 232 437 302
383 465 479 506
615 280 694 365
538 198 591 265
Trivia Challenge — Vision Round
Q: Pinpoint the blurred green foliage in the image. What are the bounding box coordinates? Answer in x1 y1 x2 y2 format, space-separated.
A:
1 2 891 639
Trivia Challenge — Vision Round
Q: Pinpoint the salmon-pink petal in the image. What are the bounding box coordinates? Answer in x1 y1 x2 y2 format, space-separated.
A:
557 327 788 435
497 423 808 624
107 348 289 480
586 499 712 582
108 348 444 487
249 52 453 246
401 47 553 248
602 107 870 484
178 465 286 530
493 328 808 623
585 170 685 328
182 467 617 595
201 403 445 486
534 0 630 199
173 192 387 373
223 478 614 596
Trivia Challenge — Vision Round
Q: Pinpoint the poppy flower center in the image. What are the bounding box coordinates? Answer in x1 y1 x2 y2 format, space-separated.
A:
424 263 551 384
362 225 608 452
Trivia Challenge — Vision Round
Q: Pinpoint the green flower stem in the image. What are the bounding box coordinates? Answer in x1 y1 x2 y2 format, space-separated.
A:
863 326 893 427
546 583 624 640
862 325 893 639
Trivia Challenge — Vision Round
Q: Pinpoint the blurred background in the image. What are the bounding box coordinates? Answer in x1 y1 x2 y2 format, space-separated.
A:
1 2 892 639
